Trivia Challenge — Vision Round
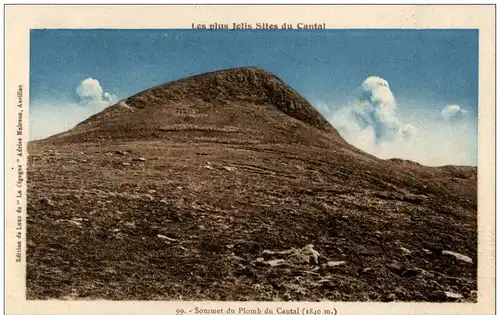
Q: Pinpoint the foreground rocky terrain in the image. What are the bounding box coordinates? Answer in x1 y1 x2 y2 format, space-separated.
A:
27 67 477 301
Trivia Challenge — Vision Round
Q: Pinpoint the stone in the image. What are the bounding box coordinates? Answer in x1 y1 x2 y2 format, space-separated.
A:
442 250 473 263
67 220 82 227
123 222 135 228
264 259 286 267
305 245 321 264
385 293 397 301
327 261 347 268
360 267 373 274
261 248 294 256
442 291 463 300
157 234 177 242
400 247 411 255
388 261 403 273
431 290 464 301
260 245 320 265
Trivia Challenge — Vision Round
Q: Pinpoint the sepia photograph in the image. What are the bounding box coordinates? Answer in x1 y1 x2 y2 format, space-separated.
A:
5 4 495 315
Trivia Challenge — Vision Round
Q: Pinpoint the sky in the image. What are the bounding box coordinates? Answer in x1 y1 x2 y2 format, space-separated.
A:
30 29 478 166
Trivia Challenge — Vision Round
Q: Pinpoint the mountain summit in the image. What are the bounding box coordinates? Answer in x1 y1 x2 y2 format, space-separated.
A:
46 67 345 148
28 68 477 301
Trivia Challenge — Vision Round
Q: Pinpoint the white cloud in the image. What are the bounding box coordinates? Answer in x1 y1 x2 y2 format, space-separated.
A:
76 78 103 100
322 76 477 166
30 78 118 140
75 78 118 109
440 104 469 123
338 76 417 144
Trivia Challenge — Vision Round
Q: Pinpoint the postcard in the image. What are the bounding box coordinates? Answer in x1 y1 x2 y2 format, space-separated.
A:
4 4 495 315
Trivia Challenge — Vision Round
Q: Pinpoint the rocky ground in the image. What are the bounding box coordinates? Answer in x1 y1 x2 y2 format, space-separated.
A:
26 68 477 301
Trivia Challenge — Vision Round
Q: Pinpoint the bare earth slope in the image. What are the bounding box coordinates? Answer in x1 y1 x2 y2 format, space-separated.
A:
27 67 477 301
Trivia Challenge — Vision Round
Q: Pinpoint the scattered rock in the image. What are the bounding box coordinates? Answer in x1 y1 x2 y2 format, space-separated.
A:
255 257 265 263
123 222 135 228
393 287 407 297
264 259 286 267
388 261 403 274
69 160 77 164
226 244 234 249
442 250 473 263
400 247 412 255
261 244 320 265
262 249 294 256
116 150 127 155
157 234 177 242
148 189 156 194
384 293 397 301
470 290 478 300
203 162 214 170
374 231 383 238
67 220 82 227
298 244 320 264
422 248 432 254
326 261 347 268
231 254 244 261
360 267 373 274
112 229 120 233
282 292 292 301
223 166 236 171
431 290 464 301
133 157 146 162
122 162 131 166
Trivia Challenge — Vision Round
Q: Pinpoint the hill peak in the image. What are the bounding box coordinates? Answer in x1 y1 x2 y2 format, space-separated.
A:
123 67 335 133
44 67 343 145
